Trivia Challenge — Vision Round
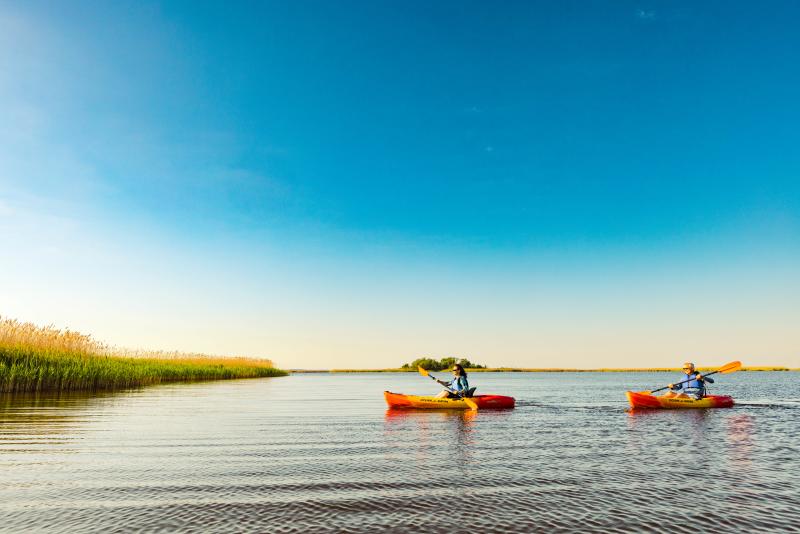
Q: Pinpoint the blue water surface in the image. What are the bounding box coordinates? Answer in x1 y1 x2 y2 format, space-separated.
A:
1 372 798 533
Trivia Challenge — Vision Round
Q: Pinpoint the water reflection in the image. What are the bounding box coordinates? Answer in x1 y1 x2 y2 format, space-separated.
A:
0 390 118 412
384 408 477 423
624 408 712 459
626 406 709 422
0 372 798 533
726 414 755 468
384 409 477 464
0 391 122 450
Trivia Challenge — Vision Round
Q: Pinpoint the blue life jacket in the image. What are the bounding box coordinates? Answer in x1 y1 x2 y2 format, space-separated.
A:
448 375 469 394
673 372 712 394
684 372 704 390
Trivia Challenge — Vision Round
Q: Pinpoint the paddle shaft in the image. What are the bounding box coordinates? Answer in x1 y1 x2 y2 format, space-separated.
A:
420 368 478 410
651 370 719 394
427 372 463 397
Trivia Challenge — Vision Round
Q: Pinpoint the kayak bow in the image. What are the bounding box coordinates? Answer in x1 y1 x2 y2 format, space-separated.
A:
384 391 515 410
626 390 734 409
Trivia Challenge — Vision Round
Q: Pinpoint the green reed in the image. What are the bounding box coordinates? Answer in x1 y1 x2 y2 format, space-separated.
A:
0 317 286 393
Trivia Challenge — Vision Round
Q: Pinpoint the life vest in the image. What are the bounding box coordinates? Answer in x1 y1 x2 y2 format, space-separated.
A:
449 375 469 393
682 372 704 391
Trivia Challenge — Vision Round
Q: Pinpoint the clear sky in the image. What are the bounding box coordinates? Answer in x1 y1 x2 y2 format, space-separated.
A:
1 1 798 368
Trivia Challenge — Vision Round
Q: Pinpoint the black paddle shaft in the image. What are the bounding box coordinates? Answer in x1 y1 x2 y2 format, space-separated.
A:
427 372 465 399
651 370 720 394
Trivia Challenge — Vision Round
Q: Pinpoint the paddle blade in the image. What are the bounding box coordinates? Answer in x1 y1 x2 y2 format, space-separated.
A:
417 366 430 378
464 397 478 411
717 361 742 374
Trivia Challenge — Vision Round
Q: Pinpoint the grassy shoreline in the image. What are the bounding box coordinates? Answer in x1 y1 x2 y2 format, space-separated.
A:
1 318 286 394
292 366 795 373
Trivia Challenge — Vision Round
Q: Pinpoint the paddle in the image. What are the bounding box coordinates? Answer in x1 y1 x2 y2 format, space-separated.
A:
641 361 742 395
417 366 478 410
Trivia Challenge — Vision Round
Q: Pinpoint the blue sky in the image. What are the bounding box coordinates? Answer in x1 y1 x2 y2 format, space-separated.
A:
1 1 798 368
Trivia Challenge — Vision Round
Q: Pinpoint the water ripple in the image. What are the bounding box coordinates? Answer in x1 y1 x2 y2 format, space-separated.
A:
1 373 799 533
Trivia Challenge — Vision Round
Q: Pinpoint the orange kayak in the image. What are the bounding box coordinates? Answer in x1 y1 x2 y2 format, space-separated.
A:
384 391 515 410
626 391 734 409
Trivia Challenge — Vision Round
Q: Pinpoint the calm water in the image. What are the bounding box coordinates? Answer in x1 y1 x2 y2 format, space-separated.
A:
1 372 799 533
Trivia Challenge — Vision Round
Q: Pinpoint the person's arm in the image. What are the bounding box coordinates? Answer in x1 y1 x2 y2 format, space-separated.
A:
700 374 714 383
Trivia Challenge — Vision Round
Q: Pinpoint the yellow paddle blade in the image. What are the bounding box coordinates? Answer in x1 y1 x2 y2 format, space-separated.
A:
464 397 478 411
717 361 742 374
417 366 430 377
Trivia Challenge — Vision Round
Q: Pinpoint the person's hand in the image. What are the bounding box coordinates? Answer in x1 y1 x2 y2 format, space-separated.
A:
668 384 674 389
696 375 704 381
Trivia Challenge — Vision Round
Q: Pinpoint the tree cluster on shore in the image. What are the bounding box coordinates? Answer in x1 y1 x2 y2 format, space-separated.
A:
401 356 486 371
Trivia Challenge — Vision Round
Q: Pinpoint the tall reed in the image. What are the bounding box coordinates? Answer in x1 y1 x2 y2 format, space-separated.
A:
0 317 286 393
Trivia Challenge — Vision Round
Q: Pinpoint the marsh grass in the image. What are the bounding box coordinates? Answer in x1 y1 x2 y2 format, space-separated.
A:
0 317 286 393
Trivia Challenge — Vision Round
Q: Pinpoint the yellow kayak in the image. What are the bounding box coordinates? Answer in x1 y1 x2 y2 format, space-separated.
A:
626 391 734 409
384 391 515 410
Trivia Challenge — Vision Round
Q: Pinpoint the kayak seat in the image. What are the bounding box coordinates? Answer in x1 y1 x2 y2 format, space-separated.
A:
446 387 477 399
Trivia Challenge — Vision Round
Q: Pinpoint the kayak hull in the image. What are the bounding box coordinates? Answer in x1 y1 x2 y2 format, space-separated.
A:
626 391 734 409
384 391 515 410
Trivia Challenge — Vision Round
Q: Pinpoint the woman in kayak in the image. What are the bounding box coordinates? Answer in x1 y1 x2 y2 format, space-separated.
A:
666 362 713 399
435 364 470 398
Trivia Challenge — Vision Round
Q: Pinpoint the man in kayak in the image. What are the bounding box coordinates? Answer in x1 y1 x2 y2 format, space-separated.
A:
666 362 714 399
435 364 470 398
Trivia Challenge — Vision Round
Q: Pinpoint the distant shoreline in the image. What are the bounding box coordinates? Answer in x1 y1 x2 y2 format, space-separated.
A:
291 366 796 373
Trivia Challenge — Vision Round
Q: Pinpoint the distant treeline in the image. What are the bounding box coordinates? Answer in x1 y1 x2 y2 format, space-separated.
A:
401 357 486 371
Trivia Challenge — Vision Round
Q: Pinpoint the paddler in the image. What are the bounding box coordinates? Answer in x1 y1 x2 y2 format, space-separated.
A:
666 362 714 399
435 364 470 398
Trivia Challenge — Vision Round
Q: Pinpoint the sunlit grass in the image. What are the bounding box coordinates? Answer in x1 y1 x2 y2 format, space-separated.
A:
0 317 286 393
